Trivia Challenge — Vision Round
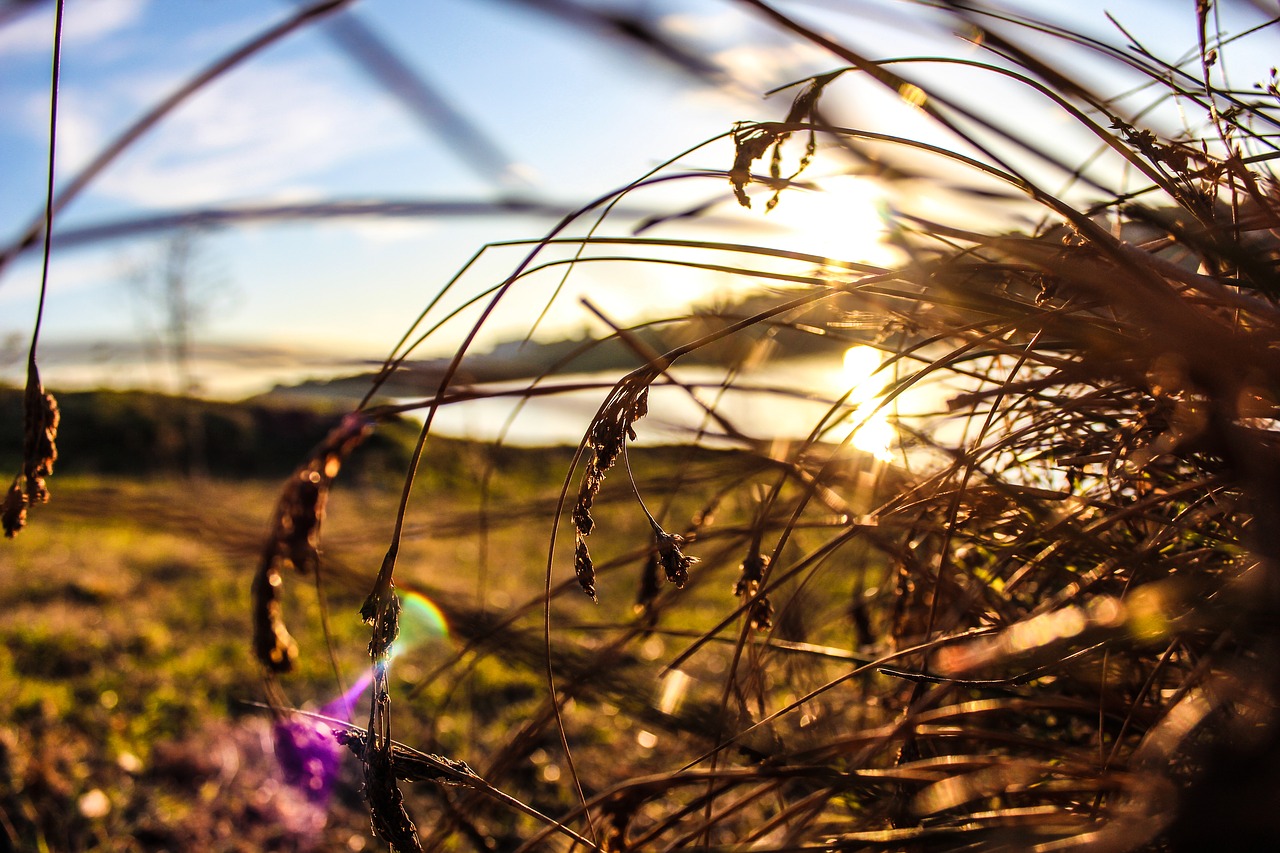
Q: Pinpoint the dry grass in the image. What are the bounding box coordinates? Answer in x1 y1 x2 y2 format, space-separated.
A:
7 1 1280 851
303 3 1280 851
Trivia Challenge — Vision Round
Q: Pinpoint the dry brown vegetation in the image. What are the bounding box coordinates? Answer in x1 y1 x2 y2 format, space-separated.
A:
7 1 1280 851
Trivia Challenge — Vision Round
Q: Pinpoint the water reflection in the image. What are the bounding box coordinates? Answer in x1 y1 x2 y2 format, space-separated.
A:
406 350 912 455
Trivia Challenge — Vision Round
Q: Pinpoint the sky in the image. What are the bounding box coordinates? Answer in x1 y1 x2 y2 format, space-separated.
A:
0 0 1274 396
0 0 835 388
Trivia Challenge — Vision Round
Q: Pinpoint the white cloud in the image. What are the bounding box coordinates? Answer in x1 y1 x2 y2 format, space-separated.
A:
0 0 148 57
31 89 107 172
79 57 417 208
659 10 836 100
18 57 168 173
0 249 120 305
711 41 834 92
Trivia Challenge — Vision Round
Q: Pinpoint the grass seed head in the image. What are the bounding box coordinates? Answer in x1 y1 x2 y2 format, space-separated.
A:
5 379 59 538
735 552 773 631
634 545 662 624
23 383 58 488
279 471 325 575
573 473 599 538
729 123 781 209
653 528 697 588
334 727 477 787
251 560 300 673
599 794 644 852
574 537 597 602
587 381 650 475
747 594 774 633
730 75 831 211
2 478 27 538
251 415 374 672
363 743 422 853
572 380 652 599
357 685 423 853
271 414 374 576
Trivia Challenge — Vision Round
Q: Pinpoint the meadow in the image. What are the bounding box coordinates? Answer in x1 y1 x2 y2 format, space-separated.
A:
1 402 861 852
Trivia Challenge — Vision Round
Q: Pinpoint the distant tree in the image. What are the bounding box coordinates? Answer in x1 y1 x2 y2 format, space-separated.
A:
123 230 231 398
122 231 234 474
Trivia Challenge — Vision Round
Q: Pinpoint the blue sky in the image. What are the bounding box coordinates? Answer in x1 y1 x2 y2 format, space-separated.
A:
1 0 1273 394
0 1 833 367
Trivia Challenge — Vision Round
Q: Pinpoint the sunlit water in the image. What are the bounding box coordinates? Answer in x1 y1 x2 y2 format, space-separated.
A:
406 349 918 456
13 341 940 458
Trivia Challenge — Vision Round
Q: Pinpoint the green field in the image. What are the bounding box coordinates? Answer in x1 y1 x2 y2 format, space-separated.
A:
3 414 886 851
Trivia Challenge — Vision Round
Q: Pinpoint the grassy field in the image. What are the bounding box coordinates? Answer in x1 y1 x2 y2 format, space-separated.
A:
0 475 379 851
2 435 874 852
0 460 589 852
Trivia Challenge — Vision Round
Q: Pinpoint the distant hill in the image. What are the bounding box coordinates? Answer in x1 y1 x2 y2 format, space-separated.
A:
267 288 874 402
0 388 418 481
0 387 824 497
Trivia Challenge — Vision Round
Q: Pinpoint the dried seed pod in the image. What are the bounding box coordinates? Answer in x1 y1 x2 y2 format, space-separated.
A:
572 377 652 600
735 552 774 632
252 413 374 672
2 478 27 539
574 537 597 602
654 528 697 589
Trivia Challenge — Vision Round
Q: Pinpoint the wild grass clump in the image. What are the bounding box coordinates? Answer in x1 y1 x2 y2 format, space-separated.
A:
1 380 58 538
252 3 1280 851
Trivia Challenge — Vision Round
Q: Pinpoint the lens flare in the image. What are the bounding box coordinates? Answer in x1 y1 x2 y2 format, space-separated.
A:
396 587 450 651
840 345 886 402
277 587 451 804
323 668 375 720
328 588 449 721
762 175 897 266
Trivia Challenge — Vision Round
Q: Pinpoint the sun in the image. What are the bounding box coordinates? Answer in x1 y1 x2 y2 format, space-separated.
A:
764 175 897 266
835 344 895 461
840 344 886 402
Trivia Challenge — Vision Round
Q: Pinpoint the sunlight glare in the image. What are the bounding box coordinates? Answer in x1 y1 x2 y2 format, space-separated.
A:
841 345 886 403
657 669 691 716
766 176 895 265
836 344 895 461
